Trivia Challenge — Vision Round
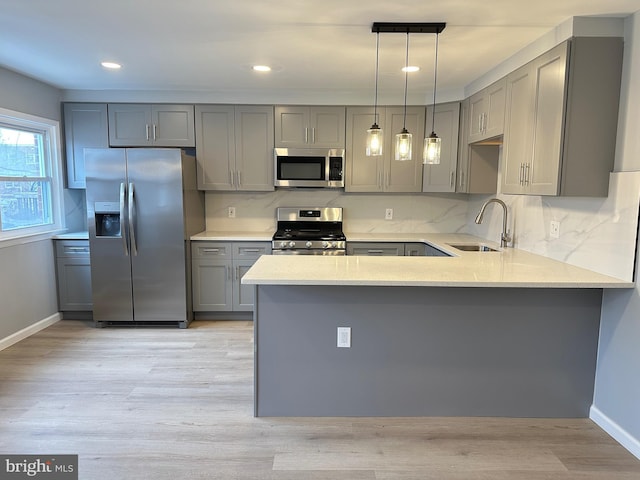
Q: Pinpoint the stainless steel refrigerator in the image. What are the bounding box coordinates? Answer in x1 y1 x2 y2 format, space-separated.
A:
85 148 204 328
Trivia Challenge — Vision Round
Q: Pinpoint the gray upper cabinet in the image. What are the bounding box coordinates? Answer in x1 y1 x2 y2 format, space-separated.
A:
346 106 425 193
501 37 623 196
467 78 506 143
62 103 109 189
275 106 345 148
108 104 195 147
195 105 274 191
422 102 460 193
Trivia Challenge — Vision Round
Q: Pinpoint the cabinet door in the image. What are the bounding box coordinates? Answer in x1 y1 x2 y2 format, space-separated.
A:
468 79 506 143
385 107 424 193
308 107 345 148
233 259 258 311
274 106 308 147
455 99 470 193
234 106 275 191
502 64 535 194
56 257 93 311
528 43 567 195
192 259 233 311
63 103 109 189
151 104 195 147
345 107 384 192
108 104 152 146
195 105 236 190
347 242 404 256
423 102 460 193
405 243 425 256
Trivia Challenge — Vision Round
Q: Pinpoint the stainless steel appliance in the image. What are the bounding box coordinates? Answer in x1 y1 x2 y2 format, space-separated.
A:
272 207 346 255
274 148 344 188
85 148 204 328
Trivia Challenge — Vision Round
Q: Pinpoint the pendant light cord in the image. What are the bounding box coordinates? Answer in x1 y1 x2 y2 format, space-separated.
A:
431 32 439 134
402 32 409 130
373 32 380 124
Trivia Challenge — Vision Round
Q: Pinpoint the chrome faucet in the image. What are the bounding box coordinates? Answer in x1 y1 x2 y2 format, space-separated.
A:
475 198 511 248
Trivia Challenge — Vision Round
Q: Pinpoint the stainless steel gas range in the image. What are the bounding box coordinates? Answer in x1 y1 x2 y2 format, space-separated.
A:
272 207 346 255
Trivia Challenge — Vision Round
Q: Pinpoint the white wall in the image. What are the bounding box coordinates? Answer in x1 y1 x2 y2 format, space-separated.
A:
0 67 63 341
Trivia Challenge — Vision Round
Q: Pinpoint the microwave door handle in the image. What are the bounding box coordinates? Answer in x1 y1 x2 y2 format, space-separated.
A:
128 182 138 256
119 182 129 256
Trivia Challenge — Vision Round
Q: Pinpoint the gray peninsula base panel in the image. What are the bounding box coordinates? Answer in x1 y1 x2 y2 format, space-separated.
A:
254 285 602 417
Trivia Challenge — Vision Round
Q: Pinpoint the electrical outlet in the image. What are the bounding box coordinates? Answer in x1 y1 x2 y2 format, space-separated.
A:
385 208 393 220
228 207 236 218
337 327 351 348
550 220 560 239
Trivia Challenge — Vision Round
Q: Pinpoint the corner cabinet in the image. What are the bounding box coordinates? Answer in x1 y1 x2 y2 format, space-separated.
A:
345 106 425 193
54 240 92 311
275 106 345 148
467 78 506 143
195 105 274 191
501 37 623 196
191 241 271 312
62 103 109 189
422 102 460 193
108 104 195 147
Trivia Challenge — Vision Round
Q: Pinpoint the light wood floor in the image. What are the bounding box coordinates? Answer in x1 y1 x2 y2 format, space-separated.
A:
1 320 639 480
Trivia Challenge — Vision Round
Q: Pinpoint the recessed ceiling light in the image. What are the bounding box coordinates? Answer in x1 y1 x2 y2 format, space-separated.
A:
101 61 122 70
252 65 271 72
402 66 420 73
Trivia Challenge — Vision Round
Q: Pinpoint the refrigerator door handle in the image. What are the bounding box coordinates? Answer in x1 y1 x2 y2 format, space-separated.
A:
120 182 129 256
128 182 138 256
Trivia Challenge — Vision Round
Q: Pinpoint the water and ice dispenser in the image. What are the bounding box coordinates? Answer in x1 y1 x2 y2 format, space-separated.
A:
94 202 122 237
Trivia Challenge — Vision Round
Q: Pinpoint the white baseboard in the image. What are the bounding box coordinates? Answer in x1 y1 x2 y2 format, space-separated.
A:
0 313 61 351
591 404 640 460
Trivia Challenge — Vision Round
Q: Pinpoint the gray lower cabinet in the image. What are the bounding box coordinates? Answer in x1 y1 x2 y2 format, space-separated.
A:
54 240 92 311
347 242 448 257
192 241 271 312
62 103 109 189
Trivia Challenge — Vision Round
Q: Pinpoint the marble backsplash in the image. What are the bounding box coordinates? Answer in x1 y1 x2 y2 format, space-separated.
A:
205 171 640 281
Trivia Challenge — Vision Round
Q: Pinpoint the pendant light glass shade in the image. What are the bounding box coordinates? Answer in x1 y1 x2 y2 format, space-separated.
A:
423 133 441 164
366 32 383 157
423 31 442 165
366 124 383 156
395 32 412 161
395 128 412 161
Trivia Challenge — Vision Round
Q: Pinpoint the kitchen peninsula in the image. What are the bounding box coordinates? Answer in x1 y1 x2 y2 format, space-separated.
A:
242 234 632 418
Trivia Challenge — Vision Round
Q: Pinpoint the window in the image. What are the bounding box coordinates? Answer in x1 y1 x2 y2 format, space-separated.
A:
0 107 63 241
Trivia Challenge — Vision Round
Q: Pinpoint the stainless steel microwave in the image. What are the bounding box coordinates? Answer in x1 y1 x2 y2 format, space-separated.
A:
274 148 344 188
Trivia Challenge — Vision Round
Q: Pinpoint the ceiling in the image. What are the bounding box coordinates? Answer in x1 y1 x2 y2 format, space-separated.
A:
1 0 639 104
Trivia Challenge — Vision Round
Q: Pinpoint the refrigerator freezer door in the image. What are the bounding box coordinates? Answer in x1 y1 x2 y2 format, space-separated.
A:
126 149 187 322
85 148 134 322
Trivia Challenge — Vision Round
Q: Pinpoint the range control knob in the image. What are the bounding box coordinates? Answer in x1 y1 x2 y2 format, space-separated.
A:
288 241 296 248
331 241 338 248
280 241 288 248
305 241 313 248
322 241 329 249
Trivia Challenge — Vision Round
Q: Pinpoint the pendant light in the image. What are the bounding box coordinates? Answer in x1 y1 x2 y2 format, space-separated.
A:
395 32 412 161
366 32 383 157
423 31 442 165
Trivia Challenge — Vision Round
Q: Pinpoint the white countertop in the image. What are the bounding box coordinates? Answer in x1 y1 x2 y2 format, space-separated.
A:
191 231 273 242
242 233 633 289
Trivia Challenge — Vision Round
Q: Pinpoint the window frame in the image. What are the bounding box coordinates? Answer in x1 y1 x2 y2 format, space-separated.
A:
0 106 64 243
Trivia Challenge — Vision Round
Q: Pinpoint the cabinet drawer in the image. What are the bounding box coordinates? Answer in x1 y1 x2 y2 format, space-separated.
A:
192 242 232 258
55 240 90 257
233 242 272 259
347 242 404 256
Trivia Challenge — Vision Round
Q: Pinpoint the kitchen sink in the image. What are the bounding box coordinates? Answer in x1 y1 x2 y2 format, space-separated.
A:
447 243 500 252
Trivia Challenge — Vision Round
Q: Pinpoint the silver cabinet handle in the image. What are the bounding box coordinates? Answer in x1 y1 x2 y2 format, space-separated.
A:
227 266 232 281
460 170 465 188
201 248 220 253
311 127 316 144
145 124 150 141
119 182 129 256
304 127 309 144
519 163 525 186
524 163 531 185
367 250 384 254
242 249 261 253
153 124 157 141
450 172 455 188
230 170 235 187
128 182 137 256
237 171 241 187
